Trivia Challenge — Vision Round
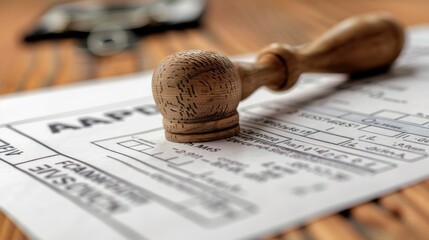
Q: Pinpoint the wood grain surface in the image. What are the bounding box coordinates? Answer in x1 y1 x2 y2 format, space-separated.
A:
1 0 429 239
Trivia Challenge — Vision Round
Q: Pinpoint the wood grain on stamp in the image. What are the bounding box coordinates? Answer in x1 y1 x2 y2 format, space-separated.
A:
152 12 404 143
152 50 241 142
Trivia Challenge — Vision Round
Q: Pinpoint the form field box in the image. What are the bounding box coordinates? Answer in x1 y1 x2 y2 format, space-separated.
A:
360 126 399 137
306 132 351 144
347 141 425 162
118 140 141 147
373 110 405 119
133 144 154 151
168 157 192 165
399 115 429 125
241 115 317 136
240 125 291 144
118 140 153 152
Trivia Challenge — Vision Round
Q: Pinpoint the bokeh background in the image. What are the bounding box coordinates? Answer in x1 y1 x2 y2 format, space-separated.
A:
0 0 428 96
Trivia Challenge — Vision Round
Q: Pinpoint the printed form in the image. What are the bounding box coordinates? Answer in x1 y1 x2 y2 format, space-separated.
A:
1 28 429 240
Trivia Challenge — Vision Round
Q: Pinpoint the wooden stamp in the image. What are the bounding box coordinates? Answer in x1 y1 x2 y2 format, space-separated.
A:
152 12 404 143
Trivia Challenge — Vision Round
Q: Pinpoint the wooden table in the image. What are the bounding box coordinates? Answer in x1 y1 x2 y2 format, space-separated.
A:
1 0 429 239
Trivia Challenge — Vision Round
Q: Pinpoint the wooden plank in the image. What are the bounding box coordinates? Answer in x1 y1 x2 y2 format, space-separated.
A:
401 183 429 219
0 44 35 95
0 0 49 93
279 228 308 240
263 227 307 240
380 193 429 239
16 41 58 92
0 214 15 240
352 202 416 239
137 34 177 70
11 228 27 240
307 215 365 240
94 49 140 79
52 39 88 86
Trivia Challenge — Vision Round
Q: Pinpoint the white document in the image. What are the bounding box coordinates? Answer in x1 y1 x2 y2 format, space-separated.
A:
1 28 429 240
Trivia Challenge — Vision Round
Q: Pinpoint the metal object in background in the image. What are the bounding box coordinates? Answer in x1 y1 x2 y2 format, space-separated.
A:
23 0 206 56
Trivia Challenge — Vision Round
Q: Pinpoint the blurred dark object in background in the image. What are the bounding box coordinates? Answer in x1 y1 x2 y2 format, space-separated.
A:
23 0 206 56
